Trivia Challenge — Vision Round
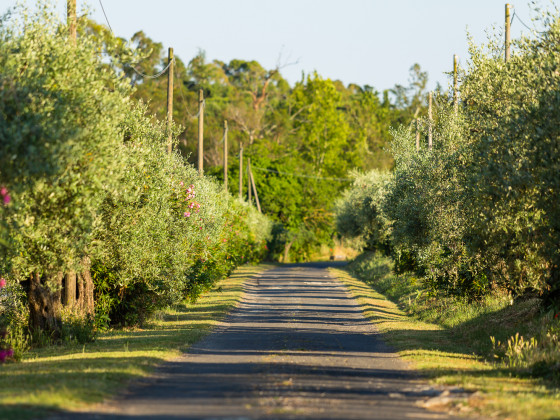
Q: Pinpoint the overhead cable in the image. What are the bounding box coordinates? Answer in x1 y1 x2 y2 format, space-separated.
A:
98 0 172 79
512 10 547 34
129 59 174 79
98 0 113 32
251 166 352 182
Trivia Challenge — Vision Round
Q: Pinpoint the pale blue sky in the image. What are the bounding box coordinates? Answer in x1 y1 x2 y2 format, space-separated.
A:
0 0 555 92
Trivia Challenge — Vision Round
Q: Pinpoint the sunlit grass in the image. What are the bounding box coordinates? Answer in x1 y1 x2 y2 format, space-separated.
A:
330 266 560 420
0 264 272 420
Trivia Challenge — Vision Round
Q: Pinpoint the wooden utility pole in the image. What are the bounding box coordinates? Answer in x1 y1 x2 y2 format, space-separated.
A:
198 89 204 174
223 120 228 191
64 0 77 312
249 162 261 213
453 54 459 113
505 4 511 62
67 0 76 45
415 118 420 152
428 92 433 149
166 47 174 154
239 146 243 200
64 272 76 308
247 157 252 203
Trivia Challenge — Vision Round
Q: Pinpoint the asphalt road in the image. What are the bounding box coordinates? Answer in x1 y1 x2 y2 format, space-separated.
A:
55 263 464 419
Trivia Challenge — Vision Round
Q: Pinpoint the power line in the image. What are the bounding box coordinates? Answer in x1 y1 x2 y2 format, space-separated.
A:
251 166 352 182
174 61 205 118
129 59 173 79
511 10 547 34
98 0 172 80
98 0 113 32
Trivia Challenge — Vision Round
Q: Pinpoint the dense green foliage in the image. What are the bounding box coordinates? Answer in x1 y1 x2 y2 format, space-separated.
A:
126 37 429 260
335 170 391 254
0 0 433 359
91 104 270 326
0 2 271 353
0 5 132 278
337 9 560 305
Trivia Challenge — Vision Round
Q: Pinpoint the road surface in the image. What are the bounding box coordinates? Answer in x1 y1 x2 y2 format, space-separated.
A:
55 263 464 419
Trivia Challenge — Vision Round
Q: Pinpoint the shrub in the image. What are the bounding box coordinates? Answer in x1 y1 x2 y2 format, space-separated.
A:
338 7 560 305
491 316 560 385
335 170 392 254
0 278 29 361
0 2 274 333
59 309 97 344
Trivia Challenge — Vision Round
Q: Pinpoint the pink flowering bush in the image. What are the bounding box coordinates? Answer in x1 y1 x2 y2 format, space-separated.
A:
0 187 10 205
0 4 273 332
89 102 271 327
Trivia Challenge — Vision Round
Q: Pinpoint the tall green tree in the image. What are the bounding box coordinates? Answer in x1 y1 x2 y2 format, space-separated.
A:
0 4 132 329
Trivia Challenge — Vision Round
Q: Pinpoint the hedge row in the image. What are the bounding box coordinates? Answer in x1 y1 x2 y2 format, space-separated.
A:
0 4 271 355
337 11 560 303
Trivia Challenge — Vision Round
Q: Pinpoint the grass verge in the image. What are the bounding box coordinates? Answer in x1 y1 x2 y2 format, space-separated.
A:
329 254 560 420
0 264 272 420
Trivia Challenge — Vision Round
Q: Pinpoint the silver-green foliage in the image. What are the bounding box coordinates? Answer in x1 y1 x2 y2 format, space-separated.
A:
338 8 560 300
94 102 230 308
0 3 132 277
335 170 391 253
385 103 477 290
459 11 560 298
0 2 272 328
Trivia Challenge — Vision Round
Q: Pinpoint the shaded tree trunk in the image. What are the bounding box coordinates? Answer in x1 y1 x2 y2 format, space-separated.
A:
77 256 94 315
28 272 63 333
283 240 294 263
28 256 95 334
63 271 76 307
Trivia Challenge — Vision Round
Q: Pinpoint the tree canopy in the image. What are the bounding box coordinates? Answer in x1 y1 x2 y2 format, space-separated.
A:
116 30 428 260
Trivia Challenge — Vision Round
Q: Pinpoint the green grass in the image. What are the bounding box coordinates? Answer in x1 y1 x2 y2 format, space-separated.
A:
329 255 560 420
0 264 272 420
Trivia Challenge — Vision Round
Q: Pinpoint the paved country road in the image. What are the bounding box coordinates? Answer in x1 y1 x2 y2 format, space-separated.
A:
54 263 465 420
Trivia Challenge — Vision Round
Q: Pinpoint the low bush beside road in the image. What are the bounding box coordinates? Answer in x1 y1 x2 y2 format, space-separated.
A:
330 254 560 420
0 264 271 420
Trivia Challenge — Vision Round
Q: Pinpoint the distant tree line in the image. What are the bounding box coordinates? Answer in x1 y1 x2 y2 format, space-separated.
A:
85 19 432 260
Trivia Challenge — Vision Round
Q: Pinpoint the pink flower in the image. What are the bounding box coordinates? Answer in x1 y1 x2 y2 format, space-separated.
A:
189 184 194 189
0 348 13 362
0 187 10 205
189 202 195 209
196 204 201 209
184 212 191 218
179 181 184 186
0 278 6 288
